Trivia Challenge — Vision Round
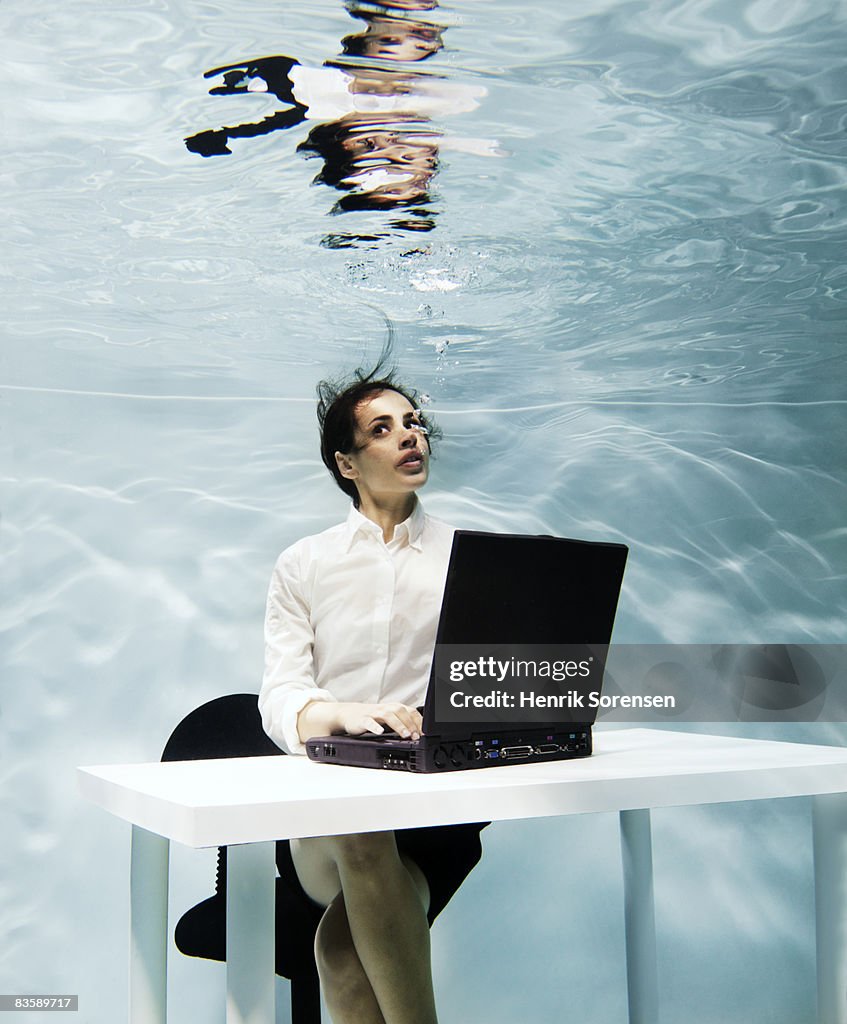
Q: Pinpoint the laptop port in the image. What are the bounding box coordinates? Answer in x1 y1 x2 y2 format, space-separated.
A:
564 741 588 753
380 751 413 770
535 743 560 755
501 745 533 760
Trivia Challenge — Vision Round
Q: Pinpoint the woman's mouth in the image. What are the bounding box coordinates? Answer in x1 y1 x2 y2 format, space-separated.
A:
398 451 424 470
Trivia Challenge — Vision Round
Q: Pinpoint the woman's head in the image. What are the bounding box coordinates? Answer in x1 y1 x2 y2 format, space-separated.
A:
317 364 440 507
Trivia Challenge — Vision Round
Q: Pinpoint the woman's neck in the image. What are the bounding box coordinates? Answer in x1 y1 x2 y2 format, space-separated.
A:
357 492 417 543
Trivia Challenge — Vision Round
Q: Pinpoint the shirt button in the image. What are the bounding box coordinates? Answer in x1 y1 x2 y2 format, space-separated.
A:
376 645 385 655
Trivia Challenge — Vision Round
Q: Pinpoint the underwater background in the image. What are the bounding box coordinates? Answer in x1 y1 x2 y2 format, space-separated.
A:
3 0 846 1020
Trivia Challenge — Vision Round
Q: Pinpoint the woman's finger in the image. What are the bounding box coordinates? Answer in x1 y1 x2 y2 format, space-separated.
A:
361 716 385 735
380 709 420 739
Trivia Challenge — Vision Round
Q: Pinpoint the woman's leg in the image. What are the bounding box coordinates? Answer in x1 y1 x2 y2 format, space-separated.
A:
314 893 385 1024
290 831 437 1024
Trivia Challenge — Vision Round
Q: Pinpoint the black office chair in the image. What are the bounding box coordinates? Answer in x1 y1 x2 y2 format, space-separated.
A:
161 693 323 1024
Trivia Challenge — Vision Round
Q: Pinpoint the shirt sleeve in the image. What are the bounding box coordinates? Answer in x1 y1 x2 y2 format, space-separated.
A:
259 544 337 755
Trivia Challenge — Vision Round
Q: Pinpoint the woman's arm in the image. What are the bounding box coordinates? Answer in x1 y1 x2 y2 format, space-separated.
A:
261 543 423 753
260 544 338 754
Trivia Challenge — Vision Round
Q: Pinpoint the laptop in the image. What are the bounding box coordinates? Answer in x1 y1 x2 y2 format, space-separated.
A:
306 530 628 772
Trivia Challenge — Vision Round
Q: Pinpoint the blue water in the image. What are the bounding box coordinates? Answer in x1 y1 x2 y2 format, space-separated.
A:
2 1 846 1022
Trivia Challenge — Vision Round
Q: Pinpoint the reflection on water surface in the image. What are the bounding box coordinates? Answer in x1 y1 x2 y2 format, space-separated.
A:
185 1 492 246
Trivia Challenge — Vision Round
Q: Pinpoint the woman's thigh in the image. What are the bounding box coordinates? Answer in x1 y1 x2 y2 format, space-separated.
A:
290 833 430 912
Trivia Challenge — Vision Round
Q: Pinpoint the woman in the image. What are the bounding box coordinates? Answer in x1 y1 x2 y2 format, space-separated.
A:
260 364 485 1024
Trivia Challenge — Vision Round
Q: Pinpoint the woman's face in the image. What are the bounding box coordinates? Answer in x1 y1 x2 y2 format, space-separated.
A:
336 389 430 502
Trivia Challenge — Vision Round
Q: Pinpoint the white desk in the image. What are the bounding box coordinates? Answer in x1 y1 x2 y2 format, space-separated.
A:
78 728 847 1024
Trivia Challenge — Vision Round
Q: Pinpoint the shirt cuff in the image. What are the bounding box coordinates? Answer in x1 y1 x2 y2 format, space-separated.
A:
277 689 337 756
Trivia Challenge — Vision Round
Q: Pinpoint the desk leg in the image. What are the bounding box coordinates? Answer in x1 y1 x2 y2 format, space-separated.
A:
226 841 276 1024
130 826 169 1024
813 793 847 1024
620 809 659 1024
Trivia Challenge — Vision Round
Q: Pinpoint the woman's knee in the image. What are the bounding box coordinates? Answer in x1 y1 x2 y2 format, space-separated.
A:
314 902 363 992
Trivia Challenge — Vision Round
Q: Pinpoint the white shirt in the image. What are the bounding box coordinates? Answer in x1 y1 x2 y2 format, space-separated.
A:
287 64 486 122
260 500 455 754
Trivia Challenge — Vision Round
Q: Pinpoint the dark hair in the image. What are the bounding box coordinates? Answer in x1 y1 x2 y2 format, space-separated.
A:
317 357 441 506
340 13 444 60
297 119 439 216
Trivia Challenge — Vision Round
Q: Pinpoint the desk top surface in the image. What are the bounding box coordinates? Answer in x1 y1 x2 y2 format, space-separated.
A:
78 728 847 847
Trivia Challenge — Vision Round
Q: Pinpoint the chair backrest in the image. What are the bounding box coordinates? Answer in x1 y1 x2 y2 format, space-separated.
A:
162 693 284 762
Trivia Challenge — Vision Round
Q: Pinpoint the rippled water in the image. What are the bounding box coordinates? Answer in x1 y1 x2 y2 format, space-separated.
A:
3 1 846 1022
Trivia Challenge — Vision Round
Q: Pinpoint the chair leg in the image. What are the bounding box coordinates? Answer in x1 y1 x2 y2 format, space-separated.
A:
291 964 321 1024
216 845 227 891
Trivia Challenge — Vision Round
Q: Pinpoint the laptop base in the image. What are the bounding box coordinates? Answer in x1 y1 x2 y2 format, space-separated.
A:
306 726 592 773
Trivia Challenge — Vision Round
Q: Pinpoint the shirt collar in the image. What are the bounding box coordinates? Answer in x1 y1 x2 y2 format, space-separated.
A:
343 498 426 552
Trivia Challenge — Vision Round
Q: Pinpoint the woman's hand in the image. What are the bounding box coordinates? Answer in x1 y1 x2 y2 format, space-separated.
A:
337 702 423 740
297 700 422 744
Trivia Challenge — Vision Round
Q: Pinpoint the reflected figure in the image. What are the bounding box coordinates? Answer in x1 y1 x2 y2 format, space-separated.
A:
185 1 488 244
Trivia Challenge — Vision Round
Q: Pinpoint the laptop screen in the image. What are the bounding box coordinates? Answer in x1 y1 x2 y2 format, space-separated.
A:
423 530 629 733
